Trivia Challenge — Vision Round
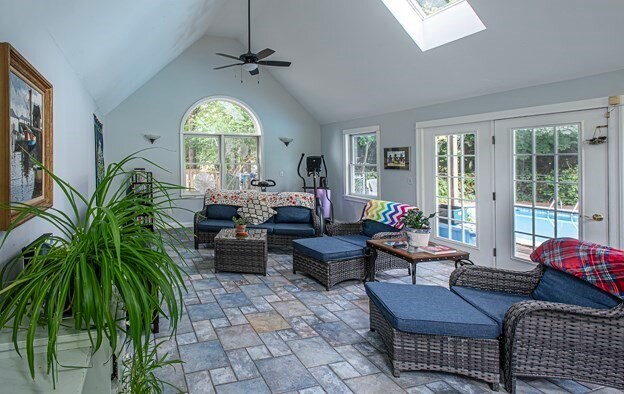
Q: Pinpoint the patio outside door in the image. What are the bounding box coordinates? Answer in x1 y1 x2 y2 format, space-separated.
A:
493 109 609 270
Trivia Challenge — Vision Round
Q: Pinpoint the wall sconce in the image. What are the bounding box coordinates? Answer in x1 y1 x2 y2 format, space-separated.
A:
143 134 161 144
279 137 293 147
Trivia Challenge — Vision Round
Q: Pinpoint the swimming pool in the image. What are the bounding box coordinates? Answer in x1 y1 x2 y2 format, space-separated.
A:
437 206 578 247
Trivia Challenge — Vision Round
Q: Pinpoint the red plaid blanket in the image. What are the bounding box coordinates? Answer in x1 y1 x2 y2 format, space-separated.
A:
531 238 624 300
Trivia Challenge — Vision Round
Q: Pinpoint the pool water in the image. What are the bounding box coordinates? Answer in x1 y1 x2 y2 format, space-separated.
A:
437 207 579 247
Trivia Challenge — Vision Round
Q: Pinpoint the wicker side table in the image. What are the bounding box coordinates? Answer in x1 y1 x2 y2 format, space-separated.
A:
214 229 268 275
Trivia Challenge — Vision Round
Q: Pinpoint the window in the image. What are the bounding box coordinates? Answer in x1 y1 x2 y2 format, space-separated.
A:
435 133 477 246
344 127 380 199
411 0 463 16
513 124 580 260
380 0 485 51
181 98 261 195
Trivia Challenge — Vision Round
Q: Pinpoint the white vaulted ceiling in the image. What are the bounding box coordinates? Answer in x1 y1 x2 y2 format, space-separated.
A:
36 0 624 123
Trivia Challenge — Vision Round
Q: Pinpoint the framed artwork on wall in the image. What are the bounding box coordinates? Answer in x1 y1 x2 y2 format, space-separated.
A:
383 146 410 170
0 43 54 230
94 115 104 187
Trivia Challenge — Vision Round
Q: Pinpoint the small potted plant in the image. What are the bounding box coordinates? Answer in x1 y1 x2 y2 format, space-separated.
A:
401 209 436 248
232 216 249 236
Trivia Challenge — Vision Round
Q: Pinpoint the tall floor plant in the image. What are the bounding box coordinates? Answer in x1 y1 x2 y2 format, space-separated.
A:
0 152 187 384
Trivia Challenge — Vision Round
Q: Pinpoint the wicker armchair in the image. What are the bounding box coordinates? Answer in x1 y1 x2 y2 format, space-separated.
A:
450 265 624 393
327 221 410 277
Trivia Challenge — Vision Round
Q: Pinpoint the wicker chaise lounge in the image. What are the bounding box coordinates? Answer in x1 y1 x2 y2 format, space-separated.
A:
449 264 624 393
366 282 501 390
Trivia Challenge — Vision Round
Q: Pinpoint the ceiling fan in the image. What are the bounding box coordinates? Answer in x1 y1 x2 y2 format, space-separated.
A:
214 0 292 76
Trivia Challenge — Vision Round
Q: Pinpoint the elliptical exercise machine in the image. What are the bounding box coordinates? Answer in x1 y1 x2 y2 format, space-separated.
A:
297 154 333 235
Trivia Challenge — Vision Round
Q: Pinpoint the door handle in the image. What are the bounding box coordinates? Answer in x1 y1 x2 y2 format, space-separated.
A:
583 214 604 222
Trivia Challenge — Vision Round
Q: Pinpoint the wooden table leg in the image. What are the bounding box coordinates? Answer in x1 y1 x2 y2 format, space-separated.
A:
364 247 378 282
411 262 417 285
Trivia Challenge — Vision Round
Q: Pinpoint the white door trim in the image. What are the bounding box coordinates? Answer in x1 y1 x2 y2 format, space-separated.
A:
416 96 622 249
416 98 609 129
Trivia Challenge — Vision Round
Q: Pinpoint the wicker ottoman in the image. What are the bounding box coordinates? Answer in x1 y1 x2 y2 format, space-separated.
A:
292 237 367 290
215 229 268 275
366 283 501 391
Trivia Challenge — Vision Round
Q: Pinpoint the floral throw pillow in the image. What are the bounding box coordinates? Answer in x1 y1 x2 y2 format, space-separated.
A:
237 200 276 225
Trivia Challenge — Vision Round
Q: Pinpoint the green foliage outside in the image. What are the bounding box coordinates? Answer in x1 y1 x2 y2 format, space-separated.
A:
352 134 378 195
183 100 260 191
435 127 579 208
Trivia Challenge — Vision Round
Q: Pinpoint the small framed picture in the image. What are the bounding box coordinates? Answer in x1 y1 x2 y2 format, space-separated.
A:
384 147 410 170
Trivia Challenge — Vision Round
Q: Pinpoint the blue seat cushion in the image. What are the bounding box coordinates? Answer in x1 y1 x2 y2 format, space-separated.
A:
366 282 500 339
362 220 401 238
451 286 532 329
206 205 240 220
197 219 235 232
333 235 371 248
274 206 312 224
532 267 621 309
273 223 315 237
247 222 274 234
292 237 364 262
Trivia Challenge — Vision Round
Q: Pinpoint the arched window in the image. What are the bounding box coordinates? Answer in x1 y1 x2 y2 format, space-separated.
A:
181 97 261 195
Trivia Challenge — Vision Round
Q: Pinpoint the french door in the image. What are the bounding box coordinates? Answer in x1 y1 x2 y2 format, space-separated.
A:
421 122 495 266
494 109 609 269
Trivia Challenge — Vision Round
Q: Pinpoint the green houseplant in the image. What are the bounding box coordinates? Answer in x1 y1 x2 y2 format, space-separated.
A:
232 216 249 236
401 209 436 248
0 152 187 388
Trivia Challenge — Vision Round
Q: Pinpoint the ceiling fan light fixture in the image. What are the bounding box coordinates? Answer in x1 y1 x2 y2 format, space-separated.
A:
242 63 258 72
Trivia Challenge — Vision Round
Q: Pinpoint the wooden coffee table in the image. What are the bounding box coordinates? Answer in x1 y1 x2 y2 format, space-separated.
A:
365 239 473 284
214 229 268 275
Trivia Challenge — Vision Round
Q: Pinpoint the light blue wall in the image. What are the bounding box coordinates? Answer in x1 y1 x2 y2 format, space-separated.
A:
106 35 321 224
0 2 99 275
322 68 624 222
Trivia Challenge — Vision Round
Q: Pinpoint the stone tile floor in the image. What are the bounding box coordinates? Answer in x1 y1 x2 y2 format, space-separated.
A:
153 230 622 394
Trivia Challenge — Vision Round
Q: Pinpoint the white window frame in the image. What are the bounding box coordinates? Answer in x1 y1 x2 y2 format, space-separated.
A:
433 131 479 247
343 126 381 201
180 96 263 197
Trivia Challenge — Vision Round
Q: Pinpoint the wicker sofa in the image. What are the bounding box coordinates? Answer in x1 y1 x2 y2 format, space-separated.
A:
291 219 409 290
194 192 321 248
450 264 624 393
366 263 624 392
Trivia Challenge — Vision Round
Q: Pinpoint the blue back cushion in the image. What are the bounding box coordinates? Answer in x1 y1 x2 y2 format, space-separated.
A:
206 205 239 220
274 206 312 223
532 267 621 309
362 220 400 238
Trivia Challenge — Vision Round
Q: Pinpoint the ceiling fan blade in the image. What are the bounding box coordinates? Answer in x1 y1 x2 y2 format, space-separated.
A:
257 60 291 67
249 68 260 76
255 48 275 60
216 53 241 61
214 63 243 70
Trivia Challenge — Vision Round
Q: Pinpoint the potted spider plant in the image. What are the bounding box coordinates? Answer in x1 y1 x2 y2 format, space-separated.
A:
0 151 187 389
401 209 437 248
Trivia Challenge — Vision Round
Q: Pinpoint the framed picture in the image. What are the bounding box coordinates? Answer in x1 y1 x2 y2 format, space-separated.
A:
384 147 410 170
0 43 53 230
94 115 104 187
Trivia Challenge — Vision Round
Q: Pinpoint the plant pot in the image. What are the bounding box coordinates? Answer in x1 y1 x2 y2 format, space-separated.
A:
405 228 431 248
235 224 248 237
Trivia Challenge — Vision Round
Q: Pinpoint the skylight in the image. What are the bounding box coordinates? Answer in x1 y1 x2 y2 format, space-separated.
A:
381 0 485 51
412 0 463 17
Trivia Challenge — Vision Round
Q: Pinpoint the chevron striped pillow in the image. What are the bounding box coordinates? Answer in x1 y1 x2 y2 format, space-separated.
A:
361 200 417 229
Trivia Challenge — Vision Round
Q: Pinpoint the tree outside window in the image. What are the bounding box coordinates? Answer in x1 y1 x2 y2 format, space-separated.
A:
182 99 260 194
